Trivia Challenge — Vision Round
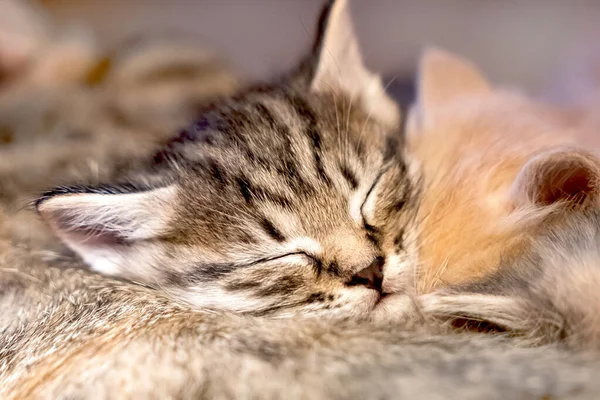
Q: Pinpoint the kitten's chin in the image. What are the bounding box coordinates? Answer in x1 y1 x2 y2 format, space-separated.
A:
370 293 419 323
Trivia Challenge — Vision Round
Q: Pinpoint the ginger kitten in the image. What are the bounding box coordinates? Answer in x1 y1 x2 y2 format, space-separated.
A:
406 48 600 294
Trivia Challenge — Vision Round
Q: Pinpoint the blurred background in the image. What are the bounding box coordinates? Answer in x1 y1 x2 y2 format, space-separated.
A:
33 0 600 95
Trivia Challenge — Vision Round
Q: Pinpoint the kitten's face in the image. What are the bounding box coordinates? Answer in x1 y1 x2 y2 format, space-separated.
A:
142 88 415 316
37 0 418 317
408 49 600 293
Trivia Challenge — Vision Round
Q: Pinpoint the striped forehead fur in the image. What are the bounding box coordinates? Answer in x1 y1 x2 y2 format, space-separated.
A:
159 84 400 241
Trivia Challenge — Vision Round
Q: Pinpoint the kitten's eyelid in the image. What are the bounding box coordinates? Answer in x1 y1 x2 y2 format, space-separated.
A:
243 236 323 266
284 237 323 258
359 167 388 227
232 237 322 267
243 251 308 267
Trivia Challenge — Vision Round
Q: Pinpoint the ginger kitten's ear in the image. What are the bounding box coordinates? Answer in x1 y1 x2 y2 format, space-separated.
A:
510 147 600 210
37 185 175 274
309 0 399 127
410 48 492 130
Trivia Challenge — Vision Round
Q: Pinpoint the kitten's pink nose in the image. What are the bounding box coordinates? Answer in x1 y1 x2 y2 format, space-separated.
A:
348 257 384 293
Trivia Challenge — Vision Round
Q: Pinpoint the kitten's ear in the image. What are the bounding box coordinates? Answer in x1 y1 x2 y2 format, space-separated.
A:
510 148 600 210
309 0 399 127
412 48 492 129
37 185 175 274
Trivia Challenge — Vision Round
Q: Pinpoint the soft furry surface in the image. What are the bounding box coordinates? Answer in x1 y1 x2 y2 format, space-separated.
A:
2 240 600 399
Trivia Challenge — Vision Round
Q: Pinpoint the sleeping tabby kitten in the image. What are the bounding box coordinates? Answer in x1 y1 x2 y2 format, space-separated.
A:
36 0 420 317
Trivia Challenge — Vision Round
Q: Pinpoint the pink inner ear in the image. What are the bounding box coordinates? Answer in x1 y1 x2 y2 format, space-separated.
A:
38 203 129 249
61 227 127 247
529 157 598 208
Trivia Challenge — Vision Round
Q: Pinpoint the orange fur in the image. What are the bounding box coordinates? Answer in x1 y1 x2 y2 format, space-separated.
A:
409 49 600 292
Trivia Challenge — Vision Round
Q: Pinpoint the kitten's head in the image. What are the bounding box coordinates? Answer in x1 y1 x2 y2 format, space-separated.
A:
37 0 418 317
408 48 600 292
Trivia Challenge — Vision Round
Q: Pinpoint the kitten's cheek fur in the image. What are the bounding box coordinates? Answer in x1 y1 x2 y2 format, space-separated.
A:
336 288 381 316
381 253 418 294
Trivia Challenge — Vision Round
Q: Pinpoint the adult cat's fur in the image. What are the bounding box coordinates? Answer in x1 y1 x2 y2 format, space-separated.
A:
449 210 600 348
2 239 600 399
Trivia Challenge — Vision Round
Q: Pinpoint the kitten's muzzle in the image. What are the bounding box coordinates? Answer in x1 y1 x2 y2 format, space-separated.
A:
347 256 385 294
